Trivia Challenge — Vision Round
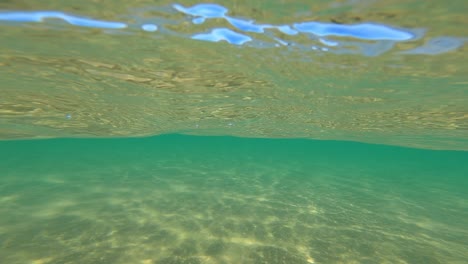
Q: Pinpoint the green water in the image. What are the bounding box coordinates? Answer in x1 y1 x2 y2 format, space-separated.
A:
1 0 467 150
1 0 468 263
0 135 467 263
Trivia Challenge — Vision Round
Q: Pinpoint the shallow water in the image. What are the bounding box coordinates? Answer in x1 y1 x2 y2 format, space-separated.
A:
1 135 467 263
1 0 467 263
0 0 467 149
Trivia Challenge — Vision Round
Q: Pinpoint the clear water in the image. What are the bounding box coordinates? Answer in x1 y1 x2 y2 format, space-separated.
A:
0 0 467 263
1 136 467 263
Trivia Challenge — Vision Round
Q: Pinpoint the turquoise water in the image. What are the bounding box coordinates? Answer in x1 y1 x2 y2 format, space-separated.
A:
1 0 468 263
1 135 467 263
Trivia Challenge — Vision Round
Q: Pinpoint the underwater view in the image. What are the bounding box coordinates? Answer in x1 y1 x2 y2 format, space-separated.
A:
0 0 467 263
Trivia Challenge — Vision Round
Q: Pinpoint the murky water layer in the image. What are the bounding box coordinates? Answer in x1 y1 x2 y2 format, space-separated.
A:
0 0 467 150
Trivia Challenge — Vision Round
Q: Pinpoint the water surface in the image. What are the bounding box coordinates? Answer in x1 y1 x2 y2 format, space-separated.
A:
0 0 467 149
0 0 467 263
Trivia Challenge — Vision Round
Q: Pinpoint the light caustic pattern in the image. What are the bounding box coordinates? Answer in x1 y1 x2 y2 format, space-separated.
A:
0 3 465 56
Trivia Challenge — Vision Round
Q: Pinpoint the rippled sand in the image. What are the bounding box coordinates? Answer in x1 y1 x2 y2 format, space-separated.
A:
0 136 467 263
